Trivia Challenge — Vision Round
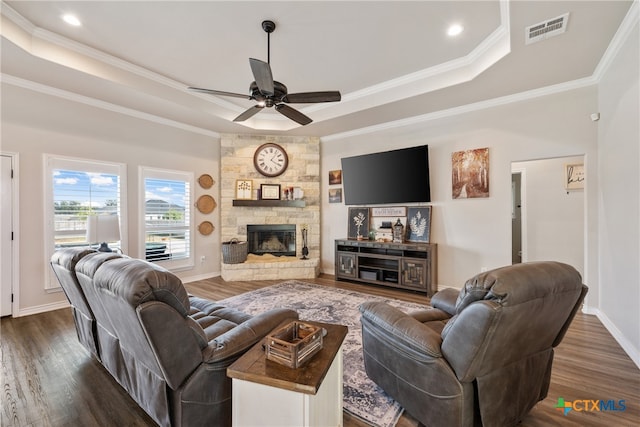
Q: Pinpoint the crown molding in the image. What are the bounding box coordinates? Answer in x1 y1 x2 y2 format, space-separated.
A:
592 0 639 81
2 73 220 138
321 76 597 142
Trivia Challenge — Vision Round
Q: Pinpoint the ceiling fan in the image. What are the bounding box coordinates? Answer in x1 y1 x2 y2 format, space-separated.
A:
188 20 341 126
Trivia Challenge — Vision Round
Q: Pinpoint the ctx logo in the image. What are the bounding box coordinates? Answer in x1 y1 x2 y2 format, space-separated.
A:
555 397 626 416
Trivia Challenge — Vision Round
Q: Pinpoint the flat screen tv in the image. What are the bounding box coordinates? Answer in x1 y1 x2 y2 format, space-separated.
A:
341 145 431 205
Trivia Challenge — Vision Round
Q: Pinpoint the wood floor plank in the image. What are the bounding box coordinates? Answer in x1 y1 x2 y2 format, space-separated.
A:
2 274 638 426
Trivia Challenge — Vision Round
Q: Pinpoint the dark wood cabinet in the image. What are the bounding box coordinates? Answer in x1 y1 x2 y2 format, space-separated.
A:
334 239 437 295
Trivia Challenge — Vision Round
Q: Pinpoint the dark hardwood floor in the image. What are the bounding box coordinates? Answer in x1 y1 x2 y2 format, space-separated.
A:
2 274 638 427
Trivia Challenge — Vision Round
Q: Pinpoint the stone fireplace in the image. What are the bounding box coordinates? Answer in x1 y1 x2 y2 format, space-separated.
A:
220 134 320 281
247 224 296 257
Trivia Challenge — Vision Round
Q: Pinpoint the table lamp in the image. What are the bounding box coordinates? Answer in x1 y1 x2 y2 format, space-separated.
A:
86 215 121 252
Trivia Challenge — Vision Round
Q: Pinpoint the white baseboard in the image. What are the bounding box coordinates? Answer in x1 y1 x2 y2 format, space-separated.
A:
182 272 221 283
17 300 70 317
584 305 640 370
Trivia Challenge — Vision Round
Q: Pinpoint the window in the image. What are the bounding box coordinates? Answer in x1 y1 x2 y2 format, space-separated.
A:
140 167 193 270
45 155 127 289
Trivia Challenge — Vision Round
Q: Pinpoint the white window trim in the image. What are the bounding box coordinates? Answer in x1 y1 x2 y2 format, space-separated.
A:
139 166 195 271
44 154 128 290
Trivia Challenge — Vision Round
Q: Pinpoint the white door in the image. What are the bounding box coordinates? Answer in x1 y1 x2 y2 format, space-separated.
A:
1 154 13 316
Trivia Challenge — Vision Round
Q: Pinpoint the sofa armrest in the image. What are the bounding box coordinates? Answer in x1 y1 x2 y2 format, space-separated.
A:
430 287 459 316
360 301 442 358
202 308 298 362
410 308 452 323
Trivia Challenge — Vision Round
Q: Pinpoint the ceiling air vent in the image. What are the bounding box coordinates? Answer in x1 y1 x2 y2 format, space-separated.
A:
525 13 569 45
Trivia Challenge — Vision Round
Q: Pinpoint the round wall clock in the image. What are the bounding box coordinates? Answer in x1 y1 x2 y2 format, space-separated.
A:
253 143 288 177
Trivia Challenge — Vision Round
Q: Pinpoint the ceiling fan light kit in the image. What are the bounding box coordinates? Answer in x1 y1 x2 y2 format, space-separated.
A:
188 20 341 126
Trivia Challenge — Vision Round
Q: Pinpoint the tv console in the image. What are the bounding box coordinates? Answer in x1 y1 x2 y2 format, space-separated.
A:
335 239 437 296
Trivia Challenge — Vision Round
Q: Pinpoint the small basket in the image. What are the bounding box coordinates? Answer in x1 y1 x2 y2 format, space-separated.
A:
222 238 247 264
266 321 323 368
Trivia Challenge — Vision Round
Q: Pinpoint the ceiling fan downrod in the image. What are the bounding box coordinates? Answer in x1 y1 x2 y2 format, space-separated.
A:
262 20 276 64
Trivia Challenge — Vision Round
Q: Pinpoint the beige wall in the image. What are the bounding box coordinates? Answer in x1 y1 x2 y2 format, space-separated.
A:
597 19 639 361
2 85 220 314
321 87 598 291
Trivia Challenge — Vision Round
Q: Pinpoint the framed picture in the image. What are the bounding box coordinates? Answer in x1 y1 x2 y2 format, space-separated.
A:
452 147 490 199
329 170 342 185
406 206 432 243
260 184 281 200
235 180 253 200
564 163 585 190
348 207 370 239
329 188 342 203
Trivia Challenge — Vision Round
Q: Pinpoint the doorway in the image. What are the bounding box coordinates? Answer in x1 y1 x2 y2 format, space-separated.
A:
511 156 584 275
511 172 522 264
1 154 14 317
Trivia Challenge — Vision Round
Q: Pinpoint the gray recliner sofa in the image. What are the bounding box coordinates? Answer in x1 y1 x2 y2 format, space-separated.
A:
51 247 298 426
360 261 588 427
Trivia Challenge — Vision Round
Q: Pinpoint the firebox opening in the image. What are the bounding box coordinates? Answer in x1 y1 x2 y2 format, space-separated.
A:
247 224 296 257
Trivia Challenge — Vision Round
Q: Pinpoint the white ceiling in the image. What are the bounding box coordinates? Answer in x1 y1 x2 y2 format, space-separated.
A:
1 1 633 138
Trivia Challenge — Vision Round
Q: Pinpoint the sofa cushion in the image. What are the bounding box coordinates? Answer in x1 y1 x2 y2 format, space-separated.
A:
93 258 190 316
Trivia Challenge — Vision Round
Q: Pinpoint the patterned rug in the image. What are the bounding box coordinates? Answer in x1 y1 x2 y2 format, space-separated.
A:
219 281 430 427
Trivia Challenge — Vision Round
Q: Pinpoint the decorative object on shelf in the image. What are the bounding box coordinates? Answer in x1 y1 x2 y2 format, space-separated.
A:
406 206 432 243
329 169 342 185
329 188 342 203
392 218 404 243
564 163 585 190
221 238 248 264
198 221 214 236
452 147 490 199
301 224 309 259
235 179 253 199
197 173 215 189
348 207 370 240
195 194 217 214
260 183 281 200
292 187 304 200
371 207 407 242
253 142 289 177
86 214 120 252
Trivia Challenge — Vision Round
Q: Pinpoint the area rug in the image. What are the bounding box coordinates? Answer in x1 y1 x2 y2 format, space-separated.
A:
219 281 430 427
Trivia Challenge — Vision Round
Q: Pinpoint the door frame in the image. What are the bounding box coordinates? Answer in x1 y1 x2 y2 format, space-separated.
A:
1 152 19 317
511 167 527 263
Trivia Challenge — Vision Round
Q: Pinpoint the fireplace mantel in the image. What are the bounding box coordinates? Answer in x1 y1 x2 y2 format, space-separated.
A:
232 199 306 208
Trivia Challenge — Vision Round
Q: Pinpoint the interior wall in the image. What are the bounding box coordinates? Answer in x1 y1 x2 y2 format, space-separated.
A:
1 85 220 315
321 87 598 292
512 156 584 276
597 19 639 362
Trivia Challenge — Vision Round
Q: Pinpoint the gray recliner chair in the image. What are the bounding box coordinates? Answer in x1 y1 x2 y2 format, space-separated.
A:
360 261 588 427
50 247 99 358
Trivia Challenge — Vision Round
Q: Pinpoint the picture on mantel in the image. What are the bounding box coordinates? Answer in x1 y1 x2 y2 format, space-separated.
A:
452 147 490 199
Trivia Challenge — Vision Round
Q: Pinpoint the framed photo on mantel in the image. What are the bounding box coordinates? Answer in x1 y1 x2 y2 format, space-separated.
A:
260 184 281 200
406 206 432 243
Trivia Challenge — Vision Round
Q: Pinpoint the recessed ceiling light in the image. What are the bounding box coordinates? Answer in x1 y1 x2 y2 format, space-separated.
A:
447 24 464 37
62 14 81 27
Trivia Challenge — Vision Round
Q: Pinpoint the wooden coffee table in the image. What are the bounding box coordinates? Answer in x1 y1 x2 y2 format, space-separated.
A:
227 321 348 427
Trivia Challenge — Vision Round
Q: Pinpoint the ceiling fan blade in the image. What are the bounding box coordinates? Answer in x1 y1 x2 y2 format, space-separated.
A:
283 91 341 103
233 105 264 122
275 104 313 126
188 87 252 100
249 58 275 96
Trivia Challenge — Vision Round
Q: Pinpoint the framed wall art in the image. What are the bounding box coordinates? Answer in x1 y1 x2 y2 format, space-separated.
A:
348 207 370 239
406 206 432 243
329 188 342 203
329 170 342 185
235 180 253 200
564 163 585 190
452 147 490 199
